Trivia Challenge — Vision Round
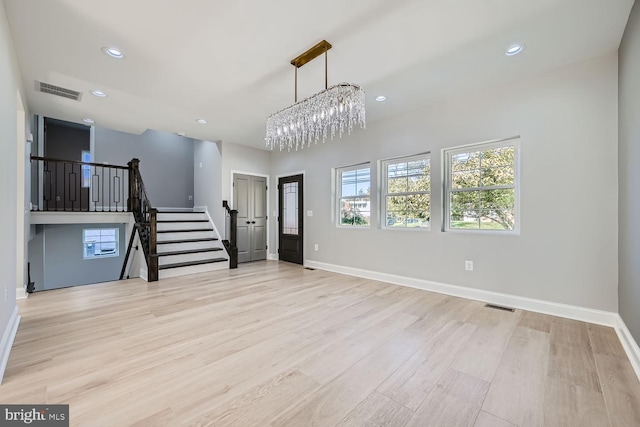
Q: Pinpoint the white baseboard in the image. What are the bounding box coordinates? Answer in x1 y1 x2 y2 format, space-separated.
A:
268 253 279 261
304 260 618 327
0 306 20 384
16 286 27 300
304 260 640 382
615 315 640 381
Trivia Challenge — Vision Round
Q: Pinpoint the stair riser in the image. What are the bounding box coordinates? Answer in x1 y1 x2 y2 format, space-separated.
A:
157 241 222 253
159 252 226 266
157 231 215 241
158 261 229 279
158 222 210 231
157 213 207 221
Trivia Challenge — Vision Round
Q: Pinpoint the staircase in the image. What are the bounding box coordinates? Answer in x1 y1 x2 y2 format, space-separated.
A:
156 210 228 279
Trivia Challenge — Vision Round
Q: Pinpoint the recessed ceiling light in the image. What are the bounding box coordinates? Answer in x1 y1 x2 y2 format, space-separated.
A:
375 95 386 102
506 43 525 56
91 90 107 97
176 132 186 137
83 118 95 124
102 47 124 59
196 118 207 124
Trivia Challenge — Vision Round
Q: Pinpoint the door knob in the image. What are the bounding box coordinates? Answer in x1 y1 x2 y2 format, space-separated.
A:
246 221 251 224
251 221 256 224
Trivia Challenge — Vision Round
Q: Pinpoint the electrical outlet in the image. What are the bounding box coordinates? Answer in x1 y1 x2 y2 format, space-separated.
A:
465 260 474 271
314 244 319 251
55 195 61 202
4 286 8 302
188 195 193 201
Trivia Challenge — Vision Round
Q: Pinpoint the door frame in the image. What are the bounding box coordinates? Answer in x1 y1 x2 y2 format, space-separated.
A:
275 170 305 264
230 170 270 260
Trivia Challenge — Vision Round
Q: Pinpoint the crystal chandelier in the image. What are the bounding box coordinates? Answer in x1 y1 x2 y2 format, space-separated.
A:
266 40 366 151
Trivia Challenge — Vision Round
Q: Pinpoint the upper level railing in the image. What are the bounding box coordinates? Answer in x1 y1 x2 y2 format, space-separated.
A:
31 156 129 212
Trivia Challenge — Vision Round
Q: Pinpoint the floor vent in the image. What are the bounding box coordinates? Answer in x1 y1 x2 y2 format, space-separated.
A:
484 303 515 312
36 81 82 101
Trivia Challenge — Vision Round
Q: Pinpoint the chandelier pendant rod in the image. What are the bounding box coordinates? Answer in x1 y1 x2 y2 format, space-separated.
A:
290 40 333 103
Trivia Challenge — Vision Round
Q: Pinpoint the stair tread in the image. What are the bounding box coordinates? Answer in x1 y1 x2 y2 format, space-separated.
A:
157 210 205 214
158 220 209 223
157 237 219 244
157 228 213 233
158 248 223 256
159 258 228 270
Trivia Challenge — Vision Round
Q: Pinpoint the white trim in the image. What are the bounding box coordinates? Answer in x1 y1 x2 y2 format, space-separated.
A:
268 253 279 261
30 212 131 224
0 306 20 384
303 260 618 327
16 286 27 300
615 315 640 382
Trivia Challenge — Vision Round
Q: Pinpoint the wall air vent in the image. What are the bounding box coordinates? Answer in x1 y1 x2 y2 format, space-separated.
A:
35 81 82 101
484 303 515 312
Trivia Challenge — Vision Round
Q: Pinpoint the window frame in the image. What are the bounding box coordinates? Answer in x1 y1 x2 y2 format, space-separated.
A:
335 163 372 228
83 227 119 260
443 137 520 234
381 152 431 230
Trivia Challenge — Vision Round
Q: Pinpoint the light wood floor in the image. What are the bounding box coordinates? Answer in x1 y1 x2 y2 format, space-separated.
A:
1 261 639 427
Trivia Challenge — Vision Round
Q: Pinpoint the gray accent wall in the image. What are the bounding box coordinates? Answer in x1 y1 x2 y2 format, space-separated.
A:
619 1 640 342
28 223 127 291
94 128 195 208
270 53 619 312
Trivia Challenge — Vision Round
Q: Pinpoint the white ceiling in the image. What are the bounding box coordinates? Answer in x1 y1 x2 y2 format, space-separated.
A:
3 0 634 150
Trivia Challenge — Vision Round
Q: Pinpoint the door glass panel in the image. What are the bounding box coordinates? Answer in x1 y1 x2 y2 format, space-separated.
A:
283 182 298 235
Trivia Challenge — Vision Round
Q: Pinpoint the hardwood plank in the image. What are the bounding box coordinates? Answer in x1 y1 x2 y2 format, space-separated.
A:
543 377 611 427
474 411 517 427
452 307 520 382
482 326 550 427
377 320 477 410
271 330 426 427
593 353 640 426
405 369 490 427
587 323 627 358
548 318 601 392
187 370 320 427
517 310 552 333
335 391 414 427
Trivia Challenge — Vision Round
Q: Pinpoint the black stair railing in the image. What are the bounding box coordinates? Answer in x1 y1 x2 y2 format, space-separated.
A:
30 156 129 212
222 200 238 269
121 158 158 281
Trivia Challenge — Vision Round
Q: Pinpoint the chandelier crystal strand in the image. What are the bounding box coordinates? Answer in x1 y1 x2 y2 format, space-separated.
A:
266 83 366 151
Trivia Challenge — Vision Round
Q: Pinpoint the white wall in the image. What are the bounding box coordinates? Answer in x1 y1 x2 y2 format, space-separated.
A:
0 0 29 381
270 53 619 312
619 1 640 342
194 140 224 230
221 142 271 206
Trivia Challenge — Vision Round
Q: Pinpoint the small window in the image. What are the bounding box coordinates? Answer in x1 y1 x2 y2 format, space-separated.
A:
382 154 430 229
337 164 371 227
444 138 519 232
83 228 119 259
81 150 91 188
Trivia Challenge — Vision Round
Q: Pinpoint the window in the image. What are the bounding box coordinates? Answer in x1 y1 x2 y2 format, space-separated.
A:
337 165 371 227
444 138 519 232
81 150 91 188
382 154 430 229
83 228 119 259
